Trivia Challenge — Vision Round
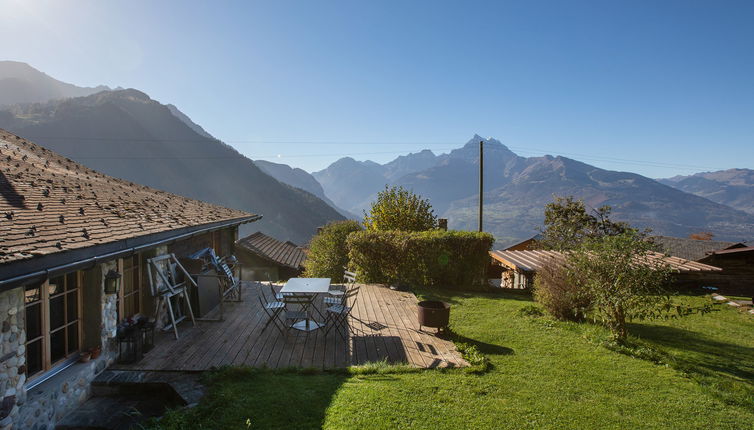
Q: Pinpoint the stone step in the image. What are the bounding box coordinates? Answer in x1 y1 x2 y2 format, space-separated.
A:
91 370 205 406
57 370 205 429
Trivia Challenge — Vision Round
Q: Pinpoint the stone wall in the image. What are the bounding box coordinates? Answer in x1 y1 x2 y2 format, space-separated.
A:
0 287 23 430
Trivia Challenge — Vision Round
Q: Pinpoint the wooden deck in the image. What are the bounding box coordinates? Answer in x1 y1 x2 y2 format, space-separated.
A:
113 283 466 371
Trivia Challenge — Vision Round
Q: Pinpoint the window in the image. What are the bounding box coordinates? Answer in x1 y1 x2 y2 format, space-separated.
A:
24 272 82 379
118 255 142 321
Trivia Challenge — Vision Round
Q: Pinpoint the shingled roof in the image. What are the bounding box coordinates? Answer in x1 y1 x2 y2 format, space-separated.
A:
649 235 744 261
0 130 259 269
490 249 722 273
236 231 306 270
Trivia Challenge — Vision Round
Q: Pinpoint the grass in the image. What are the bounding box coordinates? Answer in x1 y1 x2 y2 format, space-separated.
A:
148 290 754 430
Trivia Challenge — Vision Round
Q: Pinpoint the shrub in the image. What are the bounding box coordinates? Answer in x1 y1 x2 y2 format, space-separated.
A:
533 262 592 321
363 185 437 231
347 230 494 289
303 220 362 278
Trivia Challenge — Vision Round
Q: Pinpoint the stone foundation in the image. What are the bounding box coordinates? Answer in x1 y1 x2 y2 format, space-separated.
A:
0 288 23 430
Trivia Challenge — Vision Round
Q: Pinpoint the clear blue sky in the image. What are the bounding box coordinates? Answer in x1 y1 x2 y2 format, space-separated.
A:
1 0 752 177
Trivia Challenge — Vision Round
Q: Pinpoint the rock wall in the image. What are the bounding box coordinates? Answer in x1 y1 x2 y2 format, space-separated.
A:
0 287 23 430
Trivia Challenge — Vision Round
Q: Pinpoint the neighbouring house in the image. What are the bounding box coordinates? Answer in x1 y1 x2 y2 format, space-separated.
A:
489 249 722 290
649 235 746 261
696 247 754 297
235 231 306 282
0 130 260 429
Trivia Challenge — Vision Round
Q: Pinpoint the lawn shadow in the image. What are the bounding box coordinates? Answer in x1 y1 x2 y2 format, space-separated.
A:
175 367 351 429
442 331 514 357
628 323 754 382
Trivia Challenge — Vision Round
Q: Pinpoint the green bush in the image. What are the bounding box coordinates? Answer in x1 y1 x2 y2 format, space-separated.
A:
533 263 592 322
347 230 494 289
303 220 362 279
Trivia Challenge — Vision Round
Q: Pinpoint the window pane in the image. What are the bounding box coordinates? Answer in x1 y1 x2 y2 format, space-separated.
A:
49 276 64 296
49 295 65 330
66 272 78 291
26 339 43 376
67 291 78 322
25 283 41 304
67 323 79 354
50 329 65 363
25 302 42 340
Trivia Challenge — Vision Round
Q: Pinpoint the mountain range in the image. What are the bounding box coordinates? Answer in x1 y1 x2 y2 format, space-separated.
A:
2 61 752 248
314 136 754 245
659 169 754 215
0 62 344 244
0 60 115 106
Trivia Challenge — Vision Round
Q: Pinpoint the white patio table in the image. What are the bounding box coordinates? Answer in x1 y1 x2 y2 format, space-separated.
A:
280 277 331 331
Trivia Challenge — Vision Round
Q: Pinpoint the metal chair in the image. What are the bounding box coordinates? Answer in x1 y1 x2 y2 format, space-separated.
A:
326 269 356 302
258 289 285 334
324 286 359 340
267 274 285 301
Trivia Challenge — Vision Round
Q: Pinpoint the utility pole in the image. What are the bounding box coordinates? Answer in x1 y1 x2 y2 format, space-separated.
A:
478 140 483 232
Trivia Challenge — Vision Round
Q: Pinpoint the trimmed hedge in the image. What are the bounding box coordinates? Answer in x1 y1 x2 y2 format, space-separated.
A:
346 230 494 289
303 220 363 279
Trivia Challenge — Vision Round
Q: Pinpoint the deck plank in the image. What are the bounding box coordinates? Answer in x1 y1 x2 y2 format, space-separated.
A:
112 283 466 371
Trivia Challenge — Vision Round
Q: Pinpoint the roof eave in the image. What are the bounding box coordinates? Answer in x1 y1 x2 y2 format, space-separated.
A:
0 214 261 292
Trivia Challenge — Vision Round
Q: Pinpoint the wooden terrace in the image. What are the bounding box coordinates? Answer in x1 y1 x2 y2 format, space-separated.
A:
113 283 466 371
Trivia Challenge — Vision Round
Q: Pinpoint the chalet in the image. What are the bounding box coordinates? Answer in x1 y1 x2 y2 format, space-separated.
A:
235 232 306 281
489 249 722 290
0 130 260 429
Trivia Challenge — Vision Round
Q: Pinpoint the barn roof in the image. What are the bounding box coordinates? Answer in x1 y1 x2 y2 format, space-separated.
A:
489 249 722 273
236 231 306 270
0 130 260 268
649 235 744 261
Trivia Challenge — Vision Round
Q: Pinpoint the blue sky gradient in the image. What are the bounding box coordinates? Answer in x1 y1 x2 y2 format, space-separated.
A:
1 0 752 176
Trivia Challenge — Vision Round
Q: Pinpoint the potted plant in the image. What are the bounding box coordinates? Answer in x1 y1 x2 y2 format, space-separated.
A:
89 345 102 359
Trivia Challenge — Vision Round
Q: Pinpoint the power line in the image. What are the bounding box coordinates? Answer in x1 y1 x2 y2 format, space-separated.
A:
17 135 736 172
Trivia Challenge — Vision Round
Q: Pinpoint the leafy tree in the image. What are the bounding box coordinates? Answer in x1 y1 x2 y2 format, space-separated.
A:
565 230 675 342
539 196 631 251
363 185 437 231
303 220 362 278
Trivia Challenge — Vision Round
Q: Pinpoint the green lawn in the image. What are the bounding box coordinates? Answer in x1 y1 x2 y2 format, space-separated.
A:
149 290 754 430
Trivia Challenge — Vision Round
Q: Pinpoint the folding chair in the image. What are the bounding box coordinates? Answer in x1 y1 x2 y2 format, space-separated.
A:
324 287 359 340
326 269 356 302
258 289 285 334
147 254 197 340
267 274 285 301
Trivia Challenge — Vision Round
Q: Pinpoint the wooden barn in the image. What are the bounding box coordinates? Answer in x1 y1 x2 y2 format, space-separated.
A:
489 249 722 290
235 232 306 282
697 247 754 297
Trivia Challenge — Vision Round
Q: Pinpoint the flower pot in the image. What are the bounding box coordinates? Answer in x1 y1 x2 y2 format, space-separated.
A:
89 346 102 359
79 352 92 363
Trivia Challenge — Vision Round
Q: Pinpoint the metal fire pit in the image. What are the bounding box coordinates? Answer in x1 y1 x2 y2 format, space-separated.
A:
417 300 450 333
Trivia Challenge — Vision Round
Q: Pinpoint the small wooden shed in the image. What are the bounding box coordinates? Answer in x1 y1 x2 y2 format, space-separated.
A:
697 247 754 297
489 249 722 290
235 232 307 282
